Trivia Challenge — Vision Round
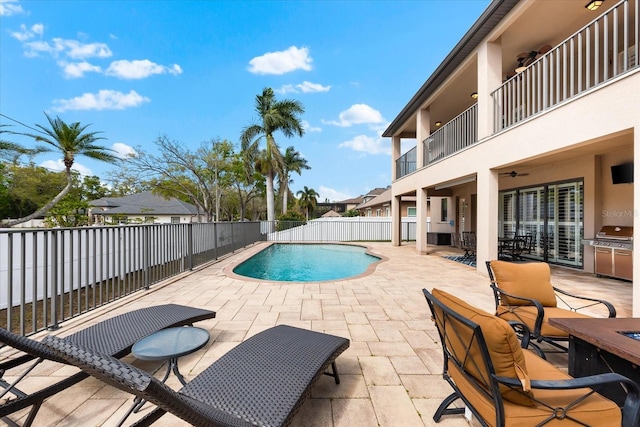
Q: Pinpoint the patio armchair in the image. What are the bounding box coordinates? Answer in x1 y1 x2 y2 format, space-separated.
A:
0 304 215 427
486 260 616 355
41 324 350 427
423 288 640 426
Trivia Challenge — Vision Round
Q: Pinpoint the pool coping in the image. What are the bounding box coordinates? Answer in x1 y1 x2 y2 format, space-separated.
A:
222 241 389 284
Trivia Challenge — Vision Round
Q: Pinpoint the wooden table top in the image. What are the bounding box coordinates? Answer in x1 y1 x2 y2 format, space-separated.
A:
549 317 640 366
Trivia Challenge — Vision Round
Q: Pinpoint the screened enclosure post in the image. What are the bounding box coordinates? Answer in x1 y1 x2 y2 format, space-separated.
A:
187 223 194 271
7 233 13 333
214 223 218 260
50 232 59 330
143 226 150 290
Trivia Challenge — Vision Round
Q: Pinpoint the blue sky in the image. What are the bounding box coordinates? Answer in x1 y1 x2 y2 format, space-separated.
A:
0 0 490 202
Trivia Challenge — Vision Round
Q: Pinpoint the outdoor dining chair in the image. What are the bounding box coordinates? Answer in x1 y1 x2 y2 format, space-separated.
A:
486 260 616 355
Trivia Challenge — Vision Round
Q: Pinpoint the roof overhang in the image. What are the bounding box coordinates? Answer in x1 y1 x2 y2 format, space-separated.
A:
382 0 520 138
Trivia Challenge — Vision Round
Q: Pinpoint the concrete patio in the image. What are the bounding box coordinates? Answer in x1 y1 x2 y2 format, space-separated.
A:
1 242 633 427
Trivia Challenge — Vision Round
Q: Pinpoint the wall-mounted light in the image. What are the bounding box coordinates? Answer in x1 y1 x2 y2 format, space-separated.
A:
585 0 603 10
435 121 442 127
471 92 478 99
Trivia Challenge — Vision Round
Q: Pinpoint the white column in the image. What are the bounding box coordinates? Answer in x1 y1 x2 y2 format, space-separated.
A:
391 135 402 246
416 187 428 254
391 194 402 246
476 168 499 274
416 108 430 168
477 40 502 140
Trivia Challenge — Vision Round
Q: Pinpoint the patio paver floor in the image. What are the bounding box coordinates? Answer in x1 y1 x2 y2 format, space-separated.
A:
1 242 632 426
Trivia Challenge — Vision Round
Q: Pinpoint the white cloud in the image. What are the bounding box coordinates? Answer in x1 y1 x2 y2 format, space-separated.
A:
339 134 391 155
0 0 24 16
52 89 150 112
317 186 353 203
105 59 183 79
248 46 312 75
301 120 321 132
323 104 385 127
11 23 42 42
276 80 331 94
24 38 112 59
297 81 330 93
40 159 92 176
59 60 102 78
111 142 136 159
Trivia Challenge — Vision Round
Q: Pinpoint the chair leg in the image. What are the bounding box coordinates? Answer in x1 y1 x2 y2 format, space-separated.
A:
323 361 341 384
433 392 465 421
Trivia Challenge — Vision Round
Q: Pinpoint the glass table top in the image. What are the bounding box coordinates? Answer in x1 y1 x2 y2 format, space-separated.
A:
132 326 210 361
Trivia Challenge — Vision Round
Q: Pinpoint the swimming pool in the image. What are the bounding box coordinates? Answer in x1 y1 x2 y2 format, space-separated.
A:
232 243 381 282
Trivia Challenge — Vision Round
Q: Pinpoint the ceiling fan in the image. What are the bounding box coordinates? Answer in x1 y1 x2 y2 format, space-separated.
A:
515 44 552 72
500 170 530 178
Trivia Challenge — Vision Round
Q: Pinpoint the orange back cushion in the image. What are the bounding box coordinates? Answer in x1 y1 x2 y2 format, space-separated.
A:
431 288 534 406
490 260 557 307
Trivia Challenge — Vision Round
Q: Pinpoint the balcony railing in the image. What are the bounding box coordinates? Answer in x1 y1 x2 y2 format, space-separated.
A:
424 103 478 166
396 145 417 178
493 0 638 132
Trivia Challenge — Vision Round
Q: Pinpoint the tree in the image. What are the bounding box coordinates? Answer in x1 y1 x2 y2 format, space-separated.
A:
280 146 310 214
240 87 305 222
3 113 118 227
124 136 237 222
296 186 319 221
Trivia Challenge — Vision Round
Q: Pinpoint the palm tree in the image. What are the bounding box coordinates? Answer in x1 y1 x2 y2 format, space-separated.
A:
296 186 319 221
240 88 305 222
280 146 310 214
4 113 118 227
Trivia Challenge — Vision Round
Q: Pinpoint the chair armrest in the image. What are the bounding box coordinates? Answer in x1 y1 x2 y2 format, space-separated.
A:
494 373 640 427
506 321 531 349
490 284 546 335
553 287 617 318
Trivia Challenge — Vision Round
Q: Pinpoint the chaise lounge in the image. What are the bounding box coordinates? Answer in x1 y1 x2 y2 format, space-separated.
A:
42 324 350 427
423 287 640 426
0 304 216 426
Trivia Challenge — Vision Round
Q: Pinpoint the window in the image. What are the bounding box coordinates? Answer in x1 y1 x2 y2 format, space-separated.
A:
407 207 417 217
385 207 390 217
440 198 448 222
376 209 381 217
171 217 180 224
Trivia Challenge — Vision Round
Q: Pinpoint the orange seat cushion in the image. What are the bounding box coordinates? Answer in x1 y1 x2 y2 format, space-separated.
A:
431 288 534 406
496 305 592 337
451 349 621 426
490 260 557 307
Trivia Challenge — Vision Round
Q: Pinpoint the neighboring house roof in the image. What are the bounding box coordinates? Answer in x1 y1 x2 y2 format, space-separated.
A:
90 192 199 216
321 209 341 218
382 0 519 137
357 188 417 210
358 188 391 210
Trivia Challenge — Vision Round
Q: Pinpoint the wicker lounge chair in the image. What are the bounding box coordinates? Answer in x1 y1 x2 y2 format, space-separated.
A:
0 304 216 426
42 324 350 427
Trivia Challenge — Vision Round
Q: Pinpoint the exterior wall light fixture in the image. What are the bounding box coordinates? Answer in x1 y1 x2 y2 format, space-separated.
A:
435 121 442 127
585 0 603 10
471 92 478 99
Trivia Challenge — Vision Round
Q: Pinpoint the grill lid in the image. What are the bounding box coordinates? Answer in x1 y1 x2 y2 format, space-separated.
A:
596 225 633 240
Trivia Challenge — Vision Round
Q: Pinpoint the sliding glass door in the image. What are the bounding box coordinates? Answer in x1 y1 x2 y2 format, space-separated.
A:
498 180 583 267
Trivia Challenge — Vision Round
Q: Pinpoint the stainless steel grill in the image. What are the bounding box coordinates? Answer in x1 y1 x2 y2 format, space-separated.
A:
584 226 633 281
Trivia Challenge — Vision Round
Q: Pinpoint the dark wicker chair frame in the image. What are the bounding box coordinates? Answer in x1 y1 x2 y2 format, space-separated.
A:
0 304 216 427
486 261 616 355
42 324 350 427
423 288 640 427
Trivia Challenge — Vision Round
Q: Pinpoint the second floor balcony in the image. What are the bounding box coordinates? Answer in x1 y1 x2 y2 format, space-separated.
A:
393 0 638 180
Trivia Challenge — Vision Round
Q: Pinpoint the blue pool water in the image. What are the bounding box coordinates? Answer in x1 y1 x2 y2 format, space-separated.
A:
233 243 381 282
